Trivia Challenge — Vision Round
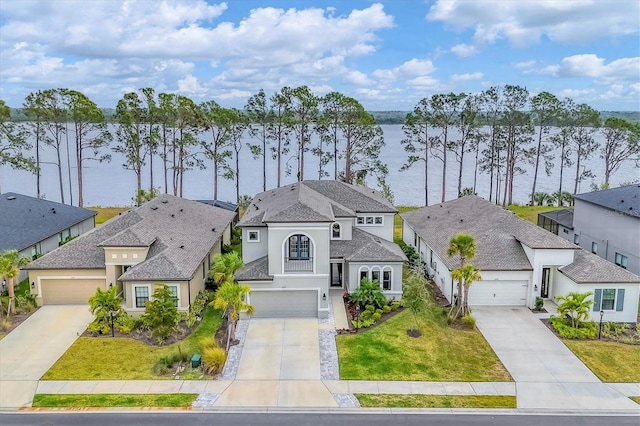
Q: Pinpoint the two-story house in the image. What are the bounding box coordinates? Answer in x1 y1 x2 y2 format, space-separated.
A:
537 185 640 275
26 195 234 314
402 195 640 323
236 180 407 318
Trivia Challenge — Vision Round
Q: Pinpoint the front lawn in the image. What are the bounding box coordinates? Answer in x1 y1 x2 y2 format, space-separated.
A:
356 394 516 409
631 397 640 404
87 207 129 225
563 340 640 382
42 307 222 380
336 309 511 382
506 204 563 224
32 394 197 407
394 206 418 243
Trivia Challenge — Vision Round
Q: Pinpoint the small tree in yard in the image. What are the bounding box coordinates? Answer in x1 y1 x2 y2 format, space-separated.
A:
402 268 431 338
141 284 179 344
349 278 387 310
0 250 31 315
451 263 482 318
555 292 594 328
447 233 476 320
208 252 244 286
88 286 125 334
211 282 255 350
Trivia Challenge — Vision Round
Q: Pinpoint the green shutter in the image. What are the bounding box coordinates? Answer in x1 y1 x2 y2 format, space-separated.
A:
593 289 602 311
616 289 625 312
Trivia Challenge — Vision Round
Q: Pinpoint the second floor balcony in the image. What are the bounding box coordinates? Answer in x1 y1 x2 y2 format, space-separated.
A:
284 256 314 273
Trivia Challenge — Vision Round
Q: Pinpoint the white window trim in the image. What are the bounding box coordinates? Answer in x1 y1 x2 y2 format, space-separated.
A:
168 284 181 308
247 230 260 242
600 288 617 311
281 232 316 274
356 215 384 227
591 242 598 254
614 252 628 269
382 266 392 291
132 284 151 309
370 266 381 284
358 265 370 283
331 222 341 240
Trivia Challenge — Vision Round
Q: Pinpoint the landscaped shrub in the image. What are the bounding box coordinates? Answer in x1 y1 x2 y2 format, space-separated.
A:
390 301 401 311
115 315 136 334
349 279 387 309
140 284 180 344
372 312 382 322
461 314 476 329
88 286 126 335
535 297 544 311
602 322 630 339
550 317 597 339
202 346 227 375
190 291 209 317
0 318 12 331
186 313 198 328
382 305 391 314
365 305 375 313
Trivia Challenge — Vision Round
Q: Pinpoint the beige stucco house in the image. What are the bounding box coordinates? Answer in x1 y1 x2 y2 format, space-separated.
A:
26 195 234 314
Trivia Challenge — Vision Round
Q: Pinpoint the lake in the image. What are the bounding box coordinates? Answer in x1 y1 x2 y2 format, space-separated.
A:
1 125 637 207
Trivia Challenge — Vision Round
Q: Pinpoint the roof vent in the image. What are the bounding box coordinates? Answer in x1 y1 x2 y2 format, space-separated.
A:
171 214 175 217
212 228 216 232
51 208 56 214
161 200 168 204
257 198 261 202
254 205 259 210
180 245 184 249
6 196 16 200
150 206 158 210
460 219 463 222
180 208 183 212
621 199 624 203
427 215 430 219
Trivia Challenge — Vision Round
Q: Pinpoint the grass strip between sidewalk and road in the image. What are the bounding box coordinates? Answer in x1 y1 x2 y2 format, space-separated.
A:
32 393 198 408
630 397 640 405
562 340 640 382
356 394 516 409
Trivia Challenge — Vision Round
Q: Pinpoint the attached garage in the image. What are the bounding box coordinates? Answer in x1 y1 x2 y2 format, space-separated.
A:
468 280 529 306
40 278 105 305
250 290 318 318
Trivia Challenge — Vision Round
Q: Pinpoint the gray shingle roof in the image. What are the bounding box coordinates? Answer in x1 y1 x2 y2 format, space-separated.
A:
574 185 640 217
235 256 272 281
538 209 574 229
559 249 640 283
238 180 396 226
331 228 407 262
0 192 97 252
401 196 579 271
28 195 235 282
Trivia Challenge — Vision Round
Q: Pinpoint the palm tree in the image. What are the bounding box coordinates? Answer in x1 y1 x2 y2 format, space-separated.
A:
88 286 124 334
447 233 477 315
208 252 244 286
211 282 255 350
451 263 482 316
555 292 593 328
0 250 31 315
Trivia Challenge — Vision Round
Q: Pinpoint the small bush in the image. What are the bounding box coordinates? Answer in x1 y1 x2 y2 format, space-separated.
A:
171 346 189 364
550 317 598 339
360 310 372 320
372 312 382 322
116 315 136 334
390 301 401 311
202 347 227 375
159 355 174 368
362 319 375 328
349 278 387 309
186 313 198 328
153 362 169 375
535 297 544 311
375 309 383 315
190 291 209 317
0 318 12 331
382 305 391 314
365 305 375 313
200 337 218 352
461 314 476 329
602 322 630 339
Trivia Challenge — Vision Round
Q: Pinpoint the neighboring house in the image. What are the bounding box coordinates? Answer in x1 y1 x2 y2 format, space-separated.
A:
402 195 640 323
236 180 407 318
26 195 235 314
537 185 640 275
0 192 96 260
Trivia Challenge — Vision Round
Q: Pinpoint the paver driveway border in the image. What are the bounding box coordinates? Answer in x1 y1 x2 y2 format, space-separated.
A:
0 305 92 409
472 306 638 410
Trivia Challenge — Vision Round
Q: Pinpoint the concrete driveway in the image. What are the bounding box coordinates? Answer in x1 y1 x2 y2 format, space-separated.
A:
215 318 336 407
0 305 92 409
473 307 637 410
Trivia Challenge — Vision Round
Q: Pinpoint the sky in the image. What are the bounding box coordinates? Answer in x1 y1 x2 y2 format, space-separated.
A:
0 0 639 110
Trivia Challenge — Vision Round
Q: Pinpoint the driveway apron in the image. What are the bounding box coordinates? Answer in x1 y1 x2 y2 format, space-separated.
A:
473 307 637 410
214 318 336 407
0 305 92 409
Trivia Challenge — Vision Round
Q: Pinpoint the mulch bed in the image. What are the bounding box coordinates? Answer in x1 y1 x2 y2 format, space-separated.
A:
336 298 405 334
541 318 639 345
0 308 39 337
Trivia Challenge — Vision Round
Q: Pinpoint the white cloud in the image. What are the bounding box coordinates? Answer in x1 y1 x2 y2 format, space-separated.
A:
344 70 374 86
216 89 252 100
372 58 436 81
450 43 478 58
427 0 639 47
450 72 484 82
539 54 640 83
514 60 536 68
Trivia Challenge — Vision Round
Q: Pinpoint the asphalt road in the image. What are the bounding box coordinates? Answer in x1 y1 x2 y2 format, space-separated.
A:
1 413 638 426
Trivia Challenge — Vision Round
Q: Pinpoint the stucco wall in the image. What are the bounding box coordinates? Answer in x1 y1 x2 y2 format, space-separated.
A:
267 223 330 275
355 213 395 241
242 226 268 264
521 244 575 307
346 262 403 299
28 268 107 305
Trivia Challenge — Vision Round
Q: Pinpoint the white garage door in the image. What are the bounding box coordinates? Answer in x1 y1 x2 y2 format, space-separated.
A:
468 280 528 306
41 279 105 304
250 290 318 318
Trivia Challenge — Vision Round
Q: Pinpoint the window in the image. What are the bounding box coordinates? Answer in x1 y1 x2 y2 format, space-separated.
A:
332 223 341 239
382 269 392 290
562 228 569 234
248 230 260 242
615 253 628 269
357 217 364 225
31 246 37 260
359 266 369 283
366 217 374 224
134 286 149 308
288 235 310 260
413 232 418 247
375 217 383 224
357 215 383 226
573 234 580 245
132 253 138 259
168 285 179 308
371 268 380 283
111 253 117 259
591 242 598 254
601 289 615 310
122 253 128 259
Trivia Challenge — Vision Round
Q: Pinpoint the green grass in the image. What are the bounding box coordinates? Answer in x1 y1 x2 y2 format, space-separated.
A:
0 278 31 316
394 206 419 243
563 340 640 382
356 394 516 409
336 309 511 382
87 207 129 225
506 204 563 224
630 397 640 404
42 307 222 380
32 394 197 407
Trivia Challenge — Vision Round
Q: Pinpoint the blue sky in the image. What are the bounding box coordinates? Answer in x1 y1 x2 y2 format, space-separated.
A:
0 0 638 110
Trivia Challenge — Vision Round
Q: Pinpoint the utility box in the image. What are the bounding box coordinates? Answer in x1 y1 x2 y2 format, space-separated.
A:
191 354 201 368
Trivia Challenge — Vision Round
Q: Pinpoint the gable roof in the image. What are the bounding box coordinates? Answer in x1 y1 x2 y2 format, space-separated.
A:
238 180 395 226
402 196 576 271
331 228 407 262
559 249 640 284
574 185 640 218
27 195 235 282
0 192 97 252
